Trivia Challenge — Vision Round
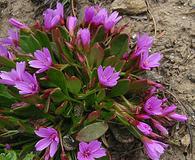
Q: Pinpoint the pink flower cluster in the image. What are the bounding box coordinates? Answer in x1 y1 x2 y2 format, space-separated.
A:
129 33 163 70
133 95 187 160
0 2 188 160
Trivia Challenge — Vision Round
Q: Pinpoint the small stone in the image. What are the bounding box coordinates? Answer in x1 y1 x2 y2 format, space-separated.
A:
187 71 195 83
111 0 147 15
191 38 195 49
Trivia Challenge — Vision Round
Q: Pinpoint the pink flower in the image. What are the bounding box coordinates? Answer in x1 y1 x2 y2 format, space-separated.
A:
0 62 26 85
142 137 168 160
131 33 153 59
0 45 14 60
0 29 19 47
91 8 108 26
77 28 91 48
97 65 120 87
43 2 64 30
140 52 163 70
15 73 39 95
8 18 28 29
136 121 152 135
29 48 52 74
162 104 177 115
104 11 122 31
66 16 77 36
77 140 106 160
144 96 163 115
152 119 168 136
84 6 95 23
0 62 39 95
168 113 187 122
162 104 187 122
35 127 59 159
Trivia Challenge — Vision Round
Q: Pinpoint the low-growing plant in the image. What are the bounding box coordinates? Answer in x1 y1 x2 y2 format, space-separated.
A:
0 3 187 160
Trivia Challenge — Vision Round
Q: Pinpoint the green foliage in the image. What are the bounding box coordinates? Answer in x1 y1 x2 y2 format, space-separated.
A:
76 122 108 142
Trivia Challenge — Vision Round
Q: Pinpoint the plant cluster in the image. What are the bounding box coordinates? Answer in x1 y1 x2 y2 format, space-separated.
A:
0 3 187 160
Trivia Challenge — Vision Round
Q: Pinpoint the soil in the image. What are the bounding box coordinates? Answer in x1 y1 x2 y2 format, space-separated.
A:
0 0 194 159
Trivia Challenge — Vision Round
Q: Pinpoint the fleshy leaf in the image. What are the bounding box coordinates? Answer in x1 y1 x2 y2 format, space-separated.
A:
0 57 15 68
67 76 82 94
76 122 108 142
91 26 106 45
108 79 130 97
88 44 104 67
47 68 68 95
19 34 42 53
110 34 129 57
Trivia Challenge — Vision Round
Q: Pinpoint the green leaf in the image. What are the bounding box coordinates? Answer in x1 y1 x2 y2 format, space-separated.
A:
0 85 16 99
0 57 15 68
19 34 42 53
23 153 35 160
67 76 82 94
47 68 68 95
88 44 104 67
96 89 106 103
0 150 17 160
35 30 51 50
91 26 105 45
76 122 108 142
128 80 149 93
110 34 129 57
103 55 125 71
108 79 130 97
59 26 70 42
51 89 67 103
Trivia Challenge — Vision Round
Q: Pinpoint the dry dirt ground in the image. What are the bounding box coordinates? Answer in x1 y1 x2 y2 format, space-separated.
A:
0 0 194 159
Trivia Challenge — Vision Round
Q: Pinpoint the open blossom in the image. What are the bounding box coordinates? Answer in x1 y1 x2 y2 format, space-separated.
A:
43 2 64 30
140 52 163 70
0 62 39 95
131 33 153 59
0 45 14 60
91 8 108 26
136 121 152 135
104 11 122 31
35 127 59 160
77 140 106 160
0 29 19 47
8 18 28 29
142 137 168 160
77 28 91 48
15 72 39 95
97 65 120 87
84 6 95 23
29 48 52 74
66 16 77 36
144 96 163 115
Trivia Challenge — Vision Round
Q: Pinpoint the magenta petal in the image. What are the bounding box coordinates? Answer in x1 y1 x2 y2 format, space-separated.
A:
88 140 101 152
79 142 88 153
35 138 51 151
49 141 58 157
35 128 52 138
92 148 106 158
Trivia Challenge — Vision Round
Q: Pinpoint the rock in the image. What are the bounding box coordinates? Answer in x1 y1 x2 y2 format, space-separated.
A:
189 0 195 7
191 38 195 49
187 71 195 83
111 0 147 15
0 1 8 9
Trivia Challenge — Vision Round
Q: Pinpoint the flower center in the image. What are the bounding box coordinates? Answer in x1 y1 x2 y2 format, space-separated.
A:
50 133 56 140
83 149 91 158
